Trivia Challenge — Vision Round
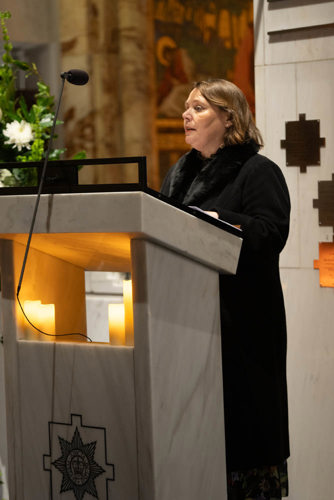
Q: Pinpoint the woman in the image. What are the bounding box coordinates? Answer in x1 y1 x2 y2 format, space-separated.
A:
161 79 290 500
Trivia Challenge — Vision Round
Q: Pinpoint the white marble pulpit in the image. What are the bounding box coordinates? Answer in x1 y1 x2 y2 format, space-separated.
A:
0 191 242 500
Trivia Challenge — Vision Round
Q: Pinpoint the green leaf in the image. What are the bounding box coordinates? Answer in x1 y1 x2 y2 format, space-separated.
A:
0 11 12 20
72 150 87 160
2 53 12 64
12 59 31 71
6 110 21 121
17 95 30 121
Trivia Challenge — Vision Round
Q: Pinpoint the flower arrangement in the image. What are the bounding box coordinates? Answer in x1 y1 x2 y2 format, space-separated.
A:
0 11 85 187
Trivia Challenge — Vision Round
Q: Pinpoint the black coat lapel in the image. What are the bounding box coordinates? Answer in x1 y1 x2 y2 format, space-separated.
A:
168 142 259 206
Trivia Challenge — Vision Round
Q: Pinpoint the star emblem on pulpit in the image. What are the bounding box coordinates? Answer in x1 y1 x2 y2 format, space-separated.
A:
52 427 105 499
281 113 326 173
43 414 115 499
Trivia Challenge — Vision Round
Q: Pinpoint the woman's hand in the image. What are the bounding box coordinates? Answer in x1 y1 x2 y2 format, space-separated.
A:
204 211 219 219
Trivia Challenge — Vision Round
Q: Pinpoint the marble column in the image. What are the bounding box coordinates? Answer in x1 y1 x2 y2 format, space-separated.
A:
59 0 157 186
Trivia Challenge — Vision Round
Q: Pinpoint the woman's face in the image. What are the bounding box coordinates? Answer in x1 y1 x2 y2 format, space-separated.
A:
182 88 231 158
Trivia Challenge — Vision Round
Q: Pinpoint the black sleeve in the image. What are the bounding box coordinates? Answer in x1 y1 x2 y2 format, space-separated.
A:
160 167 173 196
214 160 290 254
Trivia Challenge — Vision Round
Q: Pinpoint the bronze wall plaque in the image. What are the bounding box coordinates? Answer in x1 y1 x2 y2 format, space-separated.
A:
281 113 326 173
313 174 334 231
314 243 334 288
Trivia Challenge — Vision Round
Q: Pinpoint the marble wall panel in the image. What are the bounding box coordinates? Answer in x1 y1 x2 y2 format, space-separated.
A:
266 1 334 32
296 60 334 183
281 267 334 500
265 30 334 66
255 63 300 268
260 0 334 65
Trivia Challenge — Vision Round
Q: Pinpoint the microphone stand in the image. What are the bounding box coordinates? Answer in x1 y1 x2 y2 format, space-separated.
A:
16 77 65 299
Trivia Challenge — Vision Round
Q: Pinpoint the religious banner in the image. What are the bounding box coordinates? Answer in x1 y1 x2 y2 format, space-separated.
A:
154 0 254 181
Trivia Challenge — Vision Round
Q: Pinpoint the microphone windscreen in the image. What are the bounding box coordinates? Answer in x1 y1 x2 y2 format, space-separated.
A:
61 69 89 85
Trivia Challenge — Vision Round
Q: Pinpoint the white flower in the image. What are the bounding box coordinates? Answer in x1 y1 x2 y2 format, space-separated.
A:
3 120 34 151
0 168 13 187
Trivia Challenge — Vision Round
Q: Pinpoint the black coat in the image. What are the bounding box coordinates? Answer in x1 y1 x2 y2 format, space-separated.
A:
161 141 290 471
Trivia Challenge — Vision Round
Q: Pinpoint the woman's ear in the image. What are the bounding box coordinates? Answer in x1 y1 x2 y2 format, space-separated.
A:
226 115 233 128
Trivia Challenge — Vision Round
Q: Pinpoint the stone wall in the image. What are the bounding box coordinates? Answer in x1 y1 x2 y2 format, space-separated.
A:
254 1 334 498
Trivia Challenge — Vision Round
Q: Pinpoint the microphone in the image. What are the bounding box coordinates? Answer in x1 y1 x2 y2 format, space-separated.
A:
61 69 89 86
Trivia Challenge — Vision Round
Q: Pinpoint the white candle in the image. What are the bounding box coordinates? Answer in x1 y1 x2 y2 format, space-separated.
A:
108 303 125 345
123 280 134 346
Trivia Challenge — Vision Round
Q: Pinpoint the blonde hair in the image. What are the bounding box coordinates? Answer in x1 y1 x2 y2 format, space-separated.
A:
193 79 263 148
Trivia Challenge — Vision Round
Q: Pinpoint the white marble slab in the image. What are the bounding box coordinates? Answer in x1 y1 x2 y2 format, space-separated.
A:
266 1 334 33
132 239 227 500
255 62 300 269
16 341 138 499
258 0 334 65
0 192 242 274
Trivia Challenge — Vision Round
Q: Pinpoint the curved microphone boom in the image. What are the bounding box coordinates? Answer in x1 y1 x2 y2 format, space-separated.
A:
16 70 89 341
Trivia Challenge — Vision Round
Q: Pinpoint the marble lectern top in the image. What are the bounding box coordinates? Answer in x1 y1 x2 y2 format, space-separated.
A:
0 191 242 273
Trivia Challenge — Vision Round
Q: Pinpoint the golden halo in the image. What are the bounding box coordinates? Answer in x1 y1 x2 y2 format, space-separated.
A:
156 36 177 66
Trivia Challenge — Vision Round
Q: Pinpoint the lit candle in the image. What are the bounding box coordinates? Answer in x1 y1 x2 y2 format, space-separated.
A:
108 303 125 345
23 300 55 336
123 280 134 346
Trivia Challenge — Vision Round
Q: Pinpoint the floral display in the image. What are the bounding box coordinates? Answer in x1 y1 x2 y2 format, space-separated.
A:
0 11 84 187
